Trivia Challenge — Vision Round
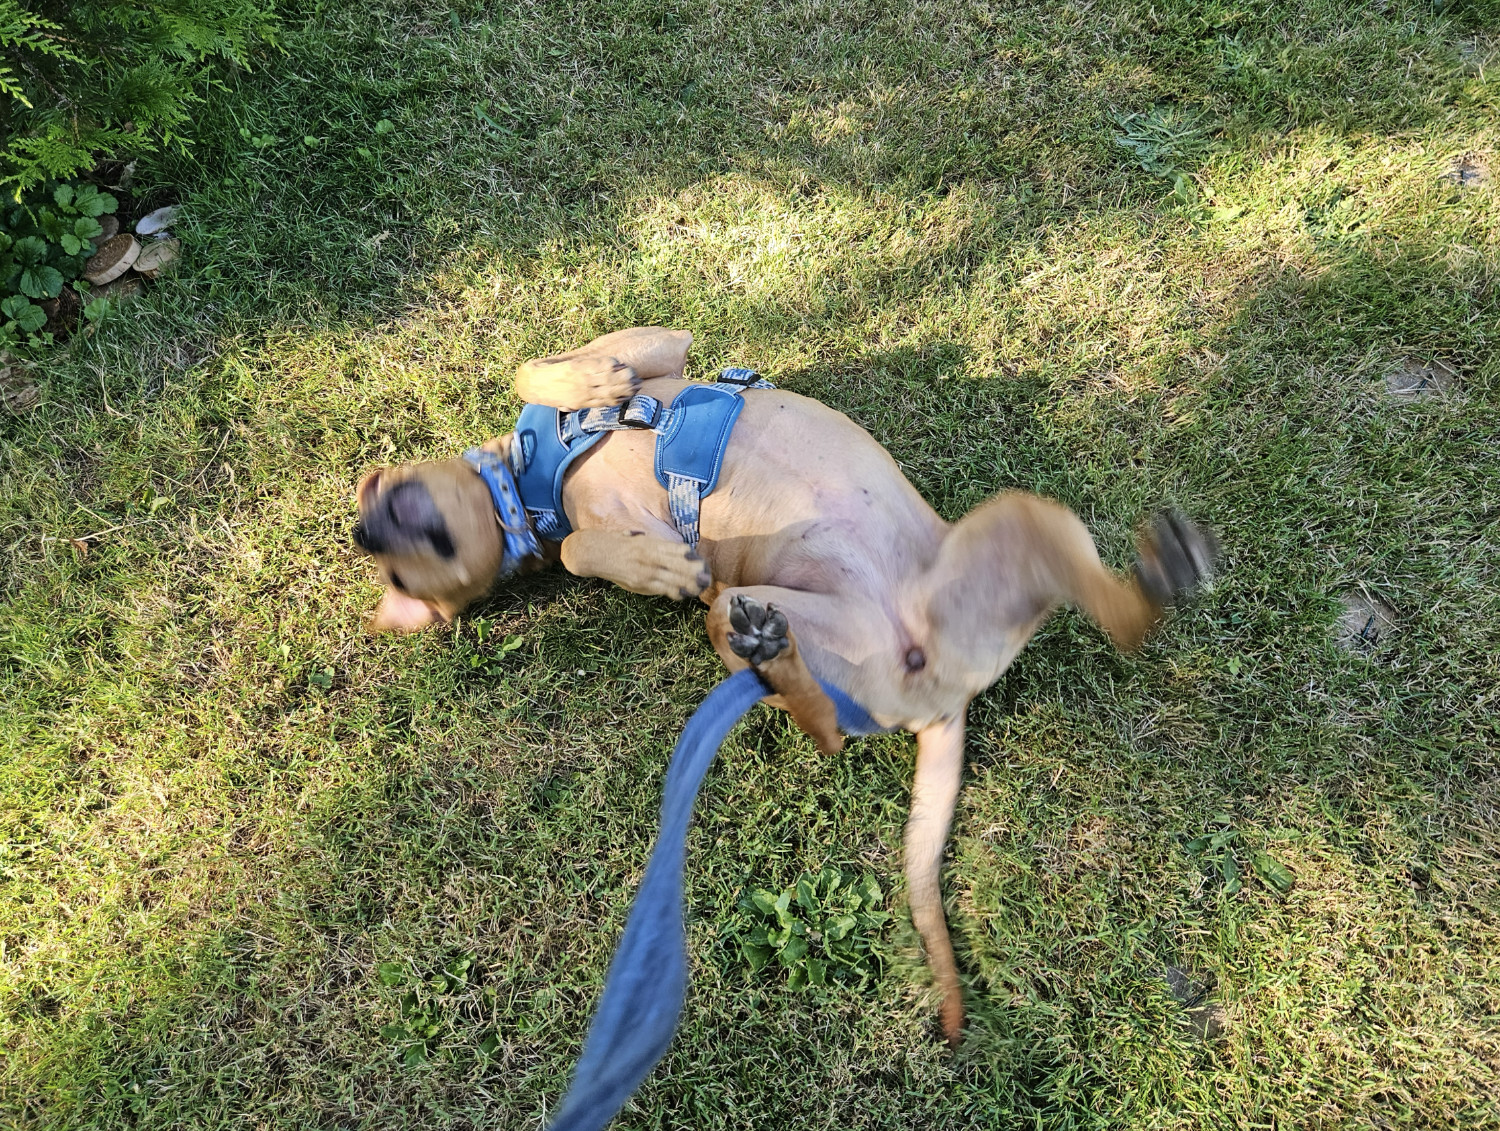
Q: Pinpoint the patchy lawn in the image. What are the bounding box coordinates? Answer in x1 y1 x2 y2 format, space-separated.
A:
2 0 1497 1126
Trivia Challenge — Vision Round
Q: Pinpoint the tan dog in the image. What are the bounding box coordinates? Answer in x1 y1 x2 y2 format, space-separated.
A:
353 327 1215 1045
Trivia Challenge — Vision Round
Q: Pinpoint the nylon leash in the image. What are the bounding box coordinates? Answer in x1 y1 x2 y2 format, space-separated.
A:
545 668 888 1131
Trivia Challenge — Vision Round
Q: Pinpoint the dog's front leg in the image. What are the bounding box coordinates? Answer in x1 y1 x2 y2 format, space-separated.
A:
559 529 711 600
515 327 692 410
906 715 967 1048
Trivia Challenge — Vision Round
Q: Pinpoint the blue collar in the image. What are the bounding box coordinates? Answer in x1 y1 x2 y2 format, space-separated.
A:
461 447 542 578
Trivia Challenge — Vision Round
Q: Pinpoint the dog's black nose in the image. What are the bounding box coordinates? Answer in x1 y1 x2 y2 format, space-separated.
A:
352 521 383 553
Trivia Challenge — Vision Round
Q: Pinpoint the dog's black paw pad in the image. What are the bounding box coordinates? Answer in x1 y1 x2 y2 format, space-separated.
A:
727 595 790 665
1137 510 1218 606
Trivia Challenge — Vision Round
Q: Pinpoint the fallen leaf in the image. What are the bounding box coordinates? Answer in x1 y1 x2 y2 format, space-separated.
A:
1251 850 1296 894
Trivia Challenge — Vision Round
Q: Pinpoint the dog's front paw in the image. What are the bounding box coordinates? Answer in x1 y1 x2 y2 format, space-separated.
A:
632 540 711 600
727 595 791 665
1135 510 1218 607
561 355 640 408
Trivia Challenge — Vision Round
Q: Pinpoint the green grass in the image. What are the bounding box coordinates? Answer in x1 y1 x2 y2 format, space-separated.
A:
3 0 1499 1126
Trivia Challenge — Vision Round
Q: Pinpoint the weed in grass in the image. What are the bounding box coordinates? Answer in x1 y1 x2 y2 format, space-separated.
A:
725 866 889 990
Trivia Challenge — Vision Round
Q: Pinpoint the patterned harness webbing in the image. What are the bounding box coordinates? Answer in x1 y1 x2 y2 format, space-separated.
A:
510 368 774 547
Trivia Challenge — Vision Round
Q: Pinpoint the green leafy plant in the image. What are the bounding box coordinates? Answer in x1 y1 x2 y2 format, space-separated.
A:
0 0 280 192
727 867 890 990
1113 105 1214 208
376 953 497 1067
0 177 116 349
1185 818 1296 896
456 618 525 676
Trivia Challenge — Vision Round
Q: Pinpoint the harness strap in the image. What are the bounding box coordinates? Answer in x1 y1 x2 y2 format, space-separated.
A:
665 475 704 545
559 394 665 443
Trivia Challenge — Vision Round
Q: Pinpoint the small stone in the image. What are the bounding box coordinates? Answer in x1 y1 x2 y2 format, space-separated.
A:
1338 593 1397 652
83 234 141 285
1385 358 1458 401
133 237 180 278
134 205 180 237
95 214 120 243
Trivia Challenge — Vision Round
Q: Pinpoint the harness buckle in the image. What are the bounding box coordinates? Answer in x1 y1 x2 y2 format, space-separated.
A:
619 394 661 428
717 367 762 387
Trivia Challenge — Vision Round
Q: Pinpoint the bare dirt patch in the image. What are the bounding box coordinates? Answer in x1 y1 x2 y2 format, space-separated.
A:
1446 154 1488 189
1384 358 1459 402
1337 593 1398 652
1161 965 1228 1042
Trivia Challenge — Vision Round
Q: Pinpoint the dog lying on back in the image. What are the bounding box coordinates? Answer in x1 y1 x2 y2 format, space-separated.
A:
353 327 1215 1045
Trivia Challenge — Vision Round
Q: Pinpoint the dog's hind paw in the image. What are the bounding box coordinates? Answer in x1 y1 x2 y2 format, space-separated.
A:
1136 510 1218 607
727 595 790 665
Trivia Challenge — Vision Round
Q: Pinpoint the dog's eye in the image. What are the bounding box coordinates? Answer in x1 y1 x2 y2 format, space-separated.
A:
389 571 406 592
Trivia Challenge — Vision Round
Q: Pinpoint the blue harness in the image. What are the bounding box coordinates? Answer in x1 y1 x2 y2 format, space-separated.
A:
509 368 773 547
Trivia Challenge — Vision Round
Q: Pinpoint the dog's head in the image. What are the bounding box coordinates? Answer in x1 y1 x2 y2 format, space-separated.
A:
353 443 510 631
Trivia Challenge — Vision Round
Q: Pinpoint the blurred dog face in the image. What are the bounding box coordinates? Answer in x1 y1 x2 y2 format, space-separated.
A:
353 457 504 631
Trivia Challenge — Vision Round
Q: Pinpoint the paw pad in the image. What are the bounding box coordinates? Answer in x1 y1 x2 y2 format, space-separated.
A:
727 595 790 665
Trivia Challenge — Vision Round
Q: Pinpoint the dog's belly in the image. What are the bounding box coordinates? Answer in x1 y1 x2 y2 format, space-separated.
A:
714 394 948 588
560 384 968 724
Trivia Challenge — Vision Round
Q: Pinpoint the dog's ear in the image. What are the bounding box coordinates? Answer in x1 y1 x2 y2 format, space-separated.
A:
369 586 446 633
356 469 383 511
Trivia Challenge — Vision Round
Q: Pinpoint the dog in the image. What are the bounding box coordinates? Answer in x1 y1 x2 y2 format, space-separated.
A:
353 326 1216 1046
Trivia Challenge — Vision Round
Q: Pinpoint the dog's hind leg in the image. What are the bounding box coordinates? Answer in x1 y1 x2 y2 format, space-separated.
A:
906 716 967 1048
709 588 973 1045
706 589 851 755
913 494 1215 695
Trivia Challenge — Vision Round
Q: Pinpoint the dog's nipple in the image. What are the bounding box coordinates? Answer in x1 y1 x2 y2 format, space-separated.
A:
903 646 927 673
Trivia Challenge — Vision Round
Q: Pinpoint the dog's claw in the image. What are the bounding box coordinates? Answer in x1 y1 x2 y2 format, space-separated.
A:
1136 510 1219 606
564 355 640 407
726 595 790 665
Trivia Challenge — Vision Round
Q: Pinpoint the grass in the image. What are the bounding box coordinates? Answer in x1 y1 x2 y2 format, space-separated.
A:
2 0 1498 1125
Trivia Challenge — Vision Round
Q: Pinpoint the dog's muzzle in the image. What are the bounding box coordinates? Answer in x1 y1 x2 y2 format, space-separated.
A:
352 480 456 559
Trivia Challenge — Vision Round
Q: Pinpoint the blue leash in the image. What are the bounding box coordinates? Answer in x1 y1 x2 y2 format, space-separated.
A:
546 668 888 1131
